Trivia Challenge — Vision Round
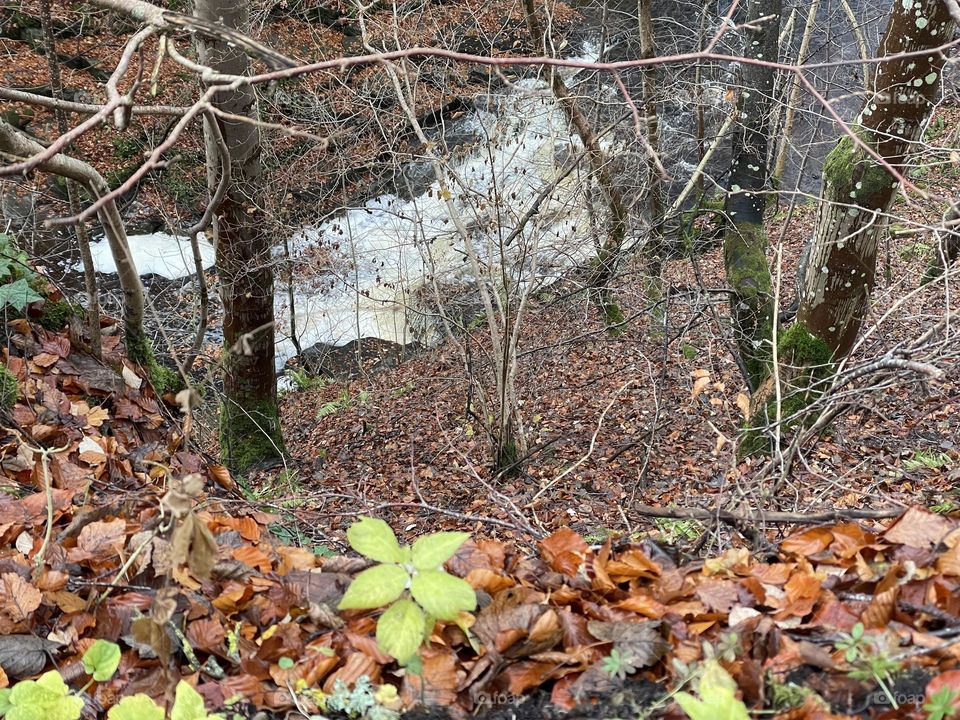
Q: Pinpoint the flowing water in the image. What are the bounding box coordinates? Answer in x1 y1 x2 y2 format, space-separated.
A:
5 0 891 369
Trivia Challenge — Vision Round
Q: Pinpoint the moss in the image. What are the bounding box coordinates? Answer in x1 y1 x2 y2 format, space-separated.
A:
725 223 771 299
0 366 19 410
822 131 892 208
725 222 774 389
768 679 815 712
104 164 139 191
219 399 285 472
125 333 184 394
740 324 834 456
602 299 625 336
37 298 74 331
778 323 833 368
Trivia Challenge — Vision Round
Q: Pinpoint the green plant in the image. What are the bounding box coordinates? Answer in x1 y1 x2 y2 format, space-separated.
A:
285 367 330 392
111 134 141 160
316 388 369 419
601 648 638 681
904 450 953 473
324 676 399 720
654 517 703 543
337 517 476 664
925 686 960 720
0 234 42 314
0 639 223 720
0 366 18 410
835 623 902 708
674 660 749 720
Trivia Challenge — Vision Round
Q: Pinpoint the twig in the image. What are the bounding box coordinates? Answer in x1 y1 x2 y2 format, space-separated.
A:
527 379 634 507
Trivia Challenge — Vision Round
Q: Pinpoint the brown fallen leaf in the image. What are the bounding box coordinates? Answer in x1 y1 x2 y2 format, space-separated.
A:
586 619 667 669
884 506 955 549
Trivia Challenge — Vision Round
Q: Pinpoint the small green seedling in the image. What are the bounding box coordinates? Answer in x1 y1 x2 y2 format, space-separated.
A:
338 517 476 664
674 660 749 720
924 686 960 720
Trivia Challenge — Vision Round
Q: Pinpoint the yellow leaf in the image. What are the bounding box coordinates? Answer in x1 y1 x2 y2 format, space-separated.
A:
735 392 751 418
691 375 710 399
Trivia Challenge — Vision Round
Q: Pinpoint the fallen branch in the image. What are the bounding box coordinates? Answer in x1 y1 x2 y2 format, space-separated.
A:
631 504 905 525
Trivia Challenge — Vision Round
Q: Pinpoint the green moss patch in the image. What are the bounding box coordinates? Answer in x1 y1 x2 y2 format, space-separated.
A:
0 365 19 410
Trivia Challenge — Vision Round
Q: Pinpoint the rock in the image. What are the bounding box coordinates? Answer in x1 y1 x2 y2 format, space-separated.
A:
292 337 421 380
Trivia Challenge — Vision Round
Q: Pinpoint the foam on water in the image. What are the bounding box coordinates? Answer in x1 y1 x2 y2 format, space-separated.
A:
278 45 607 365
82 232 215 280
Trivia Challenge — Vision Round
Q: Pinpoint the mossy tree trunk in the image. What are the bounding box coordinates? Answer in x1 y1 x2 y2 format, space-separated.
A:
723 0 781 390
195 0 284 471
0 122 147 364
797 0 954 358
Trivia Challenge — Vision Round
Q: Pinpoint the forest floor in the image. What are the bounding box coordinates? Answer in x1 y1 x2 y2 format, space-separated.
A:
3 1 960 718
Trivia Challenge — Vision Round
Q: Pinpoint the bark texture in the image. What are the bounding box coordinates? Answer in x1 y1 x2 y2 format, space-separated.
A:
195 0 284 470
723 0 781 389
797 0 954 358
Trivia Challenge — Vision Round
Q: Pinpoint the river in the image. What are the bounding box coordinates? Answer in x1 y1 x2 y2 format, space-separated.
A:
7 0 890 371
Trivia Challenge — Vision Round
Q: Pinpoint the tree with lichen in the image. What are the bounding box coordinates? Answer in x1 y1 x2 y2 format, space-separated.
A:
796 0 954 358
723 0 781 391
746 0 955 451
195 0 285 471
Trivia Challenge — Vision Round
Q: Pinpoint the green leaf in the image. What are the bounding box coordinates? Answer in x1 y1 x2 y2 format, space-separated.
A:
675 661 748 720
411 532 470 570
82 639 122 682
409 570 476 621
277 657 294 670
338 564 409 610
346 517 405 563
7 671 83 720
170 681 223 720
0 689 12 717
0 279 41 312
376 599 425 663
107 695 165 720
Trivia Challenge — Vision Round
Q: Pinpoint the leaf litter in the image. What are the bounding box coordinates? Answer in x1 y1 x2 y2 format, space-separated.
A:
4 313 960 718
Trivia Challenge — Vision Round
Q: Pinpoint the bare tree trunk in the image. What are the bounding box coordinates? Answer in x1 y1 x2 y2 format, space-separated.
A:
922 198 960 284
638 0 666 314
39 0 101 358
521 0 629 327
723 0 781 390
772 0 820 185
0 122 147 363
195 0 284 470
796 0 954 358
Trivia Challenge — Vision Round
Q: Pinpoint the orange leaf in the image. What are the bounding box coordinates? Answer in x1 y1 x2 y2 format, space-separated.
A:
540 528 588 576
926 670 960 709
465 568 515 594
615 594 666 618
781 527 834 556
402 649 461 707
208 464 237 493
495 660 554 695
232 545 272 572
32 353 59 368
77 519 126 557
